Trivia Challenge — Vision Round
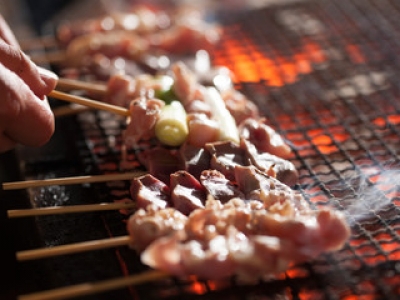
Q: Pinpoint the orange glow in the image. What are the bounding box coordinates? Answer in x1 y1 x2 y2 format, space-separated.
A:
363 254 387 265
388 114 400 125
373 114 400 127
215 33 370 89
298 291 325 300
374 232 393 241
368 174 380 183
385 190 400 199
310 193 330 204
311 135 338 154
214 37 330 85
185 280 207 295
373 117 386 127
294 53 312 74
286 267 309 278
346 44 366 64
381 242 400 253
305 42 326 63
205 280 231 291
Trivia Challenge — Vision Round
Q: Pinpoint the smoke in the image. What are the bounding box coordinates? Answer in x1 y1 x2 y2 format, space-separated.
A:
341 170 399 226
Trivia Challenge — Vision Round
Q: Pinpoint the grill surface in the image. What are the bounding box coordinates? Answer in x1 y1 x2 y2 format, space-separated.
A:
3 0 400 299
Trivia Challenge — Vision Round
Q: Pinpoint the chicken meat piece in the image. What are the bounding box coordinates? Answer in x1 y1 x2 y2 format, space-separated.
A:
124 97 164 147
140 196 350 281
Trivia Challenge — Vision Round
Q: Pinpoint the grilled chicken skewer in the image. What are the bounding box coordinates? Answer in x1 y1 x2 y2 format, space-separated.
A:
16 166 350 283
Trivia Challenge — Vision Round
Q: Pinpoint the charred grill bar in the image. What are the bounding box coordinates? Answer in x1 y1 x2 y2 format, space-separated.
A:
2 0 400 299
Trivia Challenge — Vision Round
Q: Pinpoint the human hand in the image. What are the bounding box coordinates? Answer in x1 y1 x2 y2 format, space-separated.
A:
0 14 58 153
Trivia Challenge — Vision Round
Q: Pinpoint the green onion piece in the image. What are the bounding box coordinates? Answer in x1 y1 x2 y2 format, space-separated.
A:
202 87 240 144
155 101 189 147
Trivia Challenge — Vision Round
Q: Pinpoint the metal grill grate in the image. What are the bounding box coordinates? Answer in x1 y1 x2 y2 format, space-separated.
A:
8 0 400 299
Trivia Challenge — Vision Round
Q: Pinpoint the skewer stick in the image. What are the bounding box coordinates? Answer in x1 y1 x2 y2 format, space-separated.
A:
56 78 107 96
8 202 136 218
17 235 131 261
49 90 129 116
2 171 146 190
18 270 169 300
52 104 92 117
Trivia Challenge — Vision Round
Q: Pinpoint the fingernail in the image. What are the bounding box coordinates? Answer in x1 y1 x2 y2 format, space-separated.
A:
37 66 58 88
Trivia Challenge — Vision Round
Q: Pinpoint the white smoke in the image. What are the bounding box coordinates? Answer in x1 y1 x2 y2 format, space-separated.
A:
341 170 399 226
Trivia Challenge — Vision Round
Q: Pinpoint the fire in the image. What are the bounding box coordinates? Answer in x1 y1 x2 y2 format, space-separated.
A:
214 36 330 86
214 30 368 93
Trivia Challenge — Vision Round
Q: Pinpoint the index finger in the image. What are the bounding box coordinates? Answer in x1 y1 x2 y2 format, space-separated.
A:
0 64 55 148
0 40 58 97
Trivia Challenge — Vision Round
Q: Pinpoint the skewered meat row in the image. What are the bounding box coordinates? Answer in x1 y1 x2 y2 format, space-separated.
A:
131 162 297 215
135 138 297 188
56 4 171 47
56 4 216 48
50 4 221 79
103 59 234 108
107 61 281 152
130 154 297 214
127 165 350 281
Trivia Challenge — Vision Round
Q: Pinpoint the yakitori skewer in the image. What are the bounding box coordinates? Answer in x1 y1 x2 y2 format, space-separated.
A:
18 270 169 300
8 202 136 218
2 171 146 190
48 90 130 117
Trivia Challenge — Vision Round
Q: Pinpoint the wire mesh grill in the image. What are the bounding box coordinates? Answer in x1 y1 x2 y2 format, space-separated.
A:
12 0 400 299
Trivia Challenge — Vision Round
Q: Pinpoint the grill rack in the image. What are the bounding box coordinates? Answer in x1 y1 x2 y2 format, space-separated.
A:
5 0 400 299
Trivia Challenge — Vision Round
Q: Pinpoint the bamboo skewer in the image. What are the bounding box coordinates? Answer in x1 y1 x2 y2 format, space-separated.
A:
56 78 108 96
8 202 136 218
48 90 130 117
18 270 169 300
52 104 92 117
17 235 131 261
2 171 146 190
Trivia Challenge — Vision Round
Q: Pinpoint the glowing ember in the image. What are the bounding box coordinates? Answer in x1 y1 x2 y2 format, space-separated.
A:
373 115 400 127
346 44 366 64
214 35 330 86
